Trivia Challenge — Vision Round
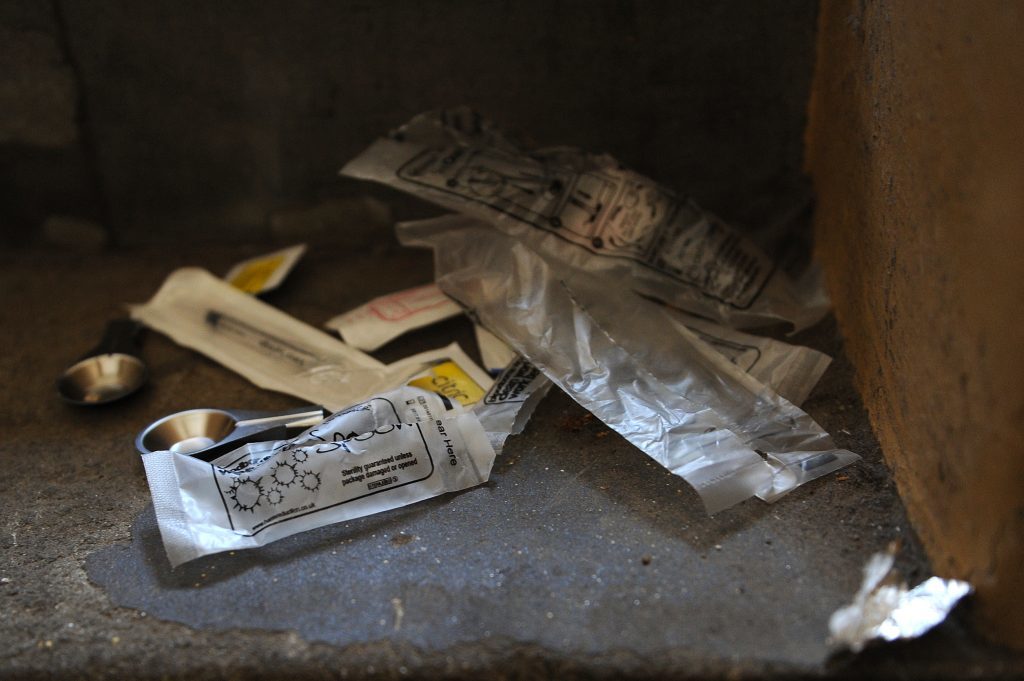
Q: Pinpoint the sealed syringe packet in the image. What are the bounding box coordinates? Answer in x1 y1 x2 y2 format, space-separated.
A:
143 387 495 566
398 215 857 513
325 282 462 351
132 267 385 411
341 108 829 331
131 268 493 411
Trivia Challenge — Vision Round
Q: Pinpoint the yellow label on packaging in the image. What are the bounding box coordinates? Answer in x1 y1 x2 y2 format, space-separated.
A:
229 255 286 294
408 360 486 406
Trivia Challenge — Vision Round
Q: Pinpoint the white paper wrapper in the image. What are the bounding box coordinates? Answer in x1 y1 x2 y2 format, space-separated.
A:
829 548 972 652
143 387 495 566
398 215 857 513
325 283 462 351
341 108 829 331
131 268 492 411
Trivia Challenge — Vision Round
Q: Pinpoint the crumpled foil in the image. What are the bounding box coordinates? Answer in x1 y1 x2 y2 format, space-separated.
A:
829 546 972 652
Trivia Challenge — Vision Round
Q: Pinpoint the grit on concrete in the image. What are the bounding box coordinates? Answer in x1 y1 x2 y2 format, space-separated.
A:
1 244 1021 680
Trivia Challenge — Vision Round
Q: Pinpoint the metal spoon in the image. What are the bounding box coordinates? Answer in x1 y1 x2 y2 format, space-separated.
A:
135 405 327 461
57 318 147 405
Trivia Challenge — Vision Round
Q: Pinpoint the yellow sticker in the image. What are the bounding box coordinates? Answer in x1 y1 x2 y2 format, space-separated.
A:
228 255 286 294
408 360 486 406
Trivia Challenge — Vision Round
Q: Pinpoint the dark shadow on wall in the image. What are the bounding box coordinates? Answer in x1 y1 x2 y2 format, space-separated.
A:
3 0 819 248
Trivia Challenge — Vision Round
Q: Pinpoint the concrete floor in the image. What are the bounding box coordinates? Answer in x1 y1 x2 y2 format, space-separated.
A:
2 244 1022 679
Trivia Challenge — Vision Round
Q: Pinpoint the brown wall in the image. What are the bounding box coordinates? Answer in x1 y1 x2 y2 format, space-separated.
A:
807 0 1024 647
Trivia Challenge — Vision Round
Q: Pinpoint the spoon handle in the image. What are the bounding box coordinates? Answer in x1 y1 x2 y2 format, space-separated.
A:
95 318 144 357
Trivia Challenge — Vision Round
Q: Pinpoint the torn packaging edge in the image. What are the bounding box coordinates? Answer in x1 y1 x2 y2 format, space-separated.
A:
398 216 858 513
144 402 495 567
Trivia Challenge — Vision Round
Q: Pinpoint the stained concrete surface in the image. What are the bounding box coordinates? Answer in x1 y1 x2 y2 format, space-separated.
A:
2 243 1023 679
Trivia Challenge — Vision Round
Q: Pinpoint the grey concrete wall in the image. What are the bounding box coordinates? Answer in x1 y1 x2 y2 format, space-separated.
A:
2 0 818 247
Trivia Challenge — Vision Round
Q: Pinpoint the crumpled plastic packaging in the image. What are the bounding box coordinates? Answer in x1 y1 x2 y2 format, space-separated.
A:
131 267 492 411
330 281 829 406
829 547 972 652
341 108 829 331
398 215 858 513
143 386 495 566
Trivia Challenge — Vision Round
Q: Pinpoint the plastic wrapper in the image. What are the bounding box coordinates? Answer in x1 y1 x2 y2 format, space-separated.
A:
131 268 492 411
341 108 829 331
143 387 495 566
829 547 972 652
398 215 857 513
664 311 832 406
473 355 552 453
325 282 462 351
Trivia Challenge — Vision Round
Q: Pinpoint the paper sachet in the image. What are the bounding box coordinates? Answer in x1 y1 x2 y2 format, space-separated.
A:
325 282 462 351
341 108 829 331
143 387 495 566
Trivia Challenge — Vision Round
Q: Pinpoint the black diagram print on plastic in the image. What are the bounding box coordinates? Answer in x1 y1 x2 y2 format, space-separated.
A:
399 146 571 225
290 448 309 465
270 461 299 488
298 469 321 493
266 488 284 506
225 475 265 513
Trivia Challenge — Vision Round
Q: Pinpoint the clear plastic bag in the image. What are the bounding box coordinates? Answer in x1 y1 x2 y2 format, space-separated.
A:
398 215 857 513
341 108 829 331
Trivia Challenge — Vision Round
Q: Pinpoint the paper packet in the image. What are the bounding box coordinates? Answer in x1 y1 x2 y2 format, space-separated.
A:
143 387 495 566
131 268 492 411
325 283 462 351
